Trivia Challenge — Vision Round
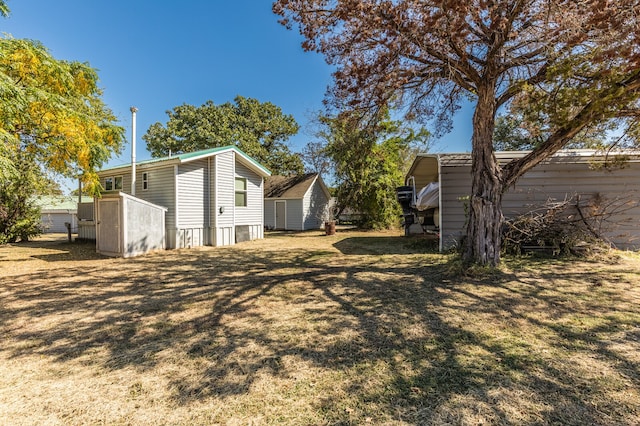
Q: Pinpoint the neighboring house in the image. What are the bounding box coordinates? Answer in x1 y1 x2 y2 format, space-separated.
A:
35 195 93 233
405 150 640 251
95 145 271 250
264 173 331 230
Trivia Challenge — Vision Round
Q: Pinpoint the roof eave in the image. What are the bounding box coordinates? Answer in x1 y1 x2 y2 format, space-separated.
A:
99 145 271 176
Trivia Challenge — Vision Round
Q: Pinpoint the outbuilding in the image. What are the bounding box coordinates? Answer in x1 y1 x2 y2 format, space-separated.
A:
264 173 331 231
404 150 640 251
36 195 93 233
95 192 167 257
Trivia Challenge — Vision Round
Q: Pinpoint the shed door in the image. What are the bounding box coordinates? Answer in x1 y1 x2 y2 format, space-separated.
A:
275 201 286 230
97 199 120 254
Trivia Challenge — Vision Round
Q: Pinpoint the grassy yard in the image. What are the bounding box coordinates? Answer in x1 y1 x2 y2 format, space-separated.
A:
1 230 639 425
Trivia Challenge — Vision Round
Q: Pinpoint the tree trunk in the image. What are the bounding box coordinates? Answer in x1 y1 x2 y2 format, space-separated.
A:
463 82 503 266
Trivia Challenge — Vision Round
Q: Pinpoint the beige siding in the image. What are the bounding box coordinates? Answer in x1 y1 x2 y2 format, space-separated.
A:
100 172 132 195
506 162 640 250
141 167 176 230
208 156 216 238
216 151 235 227
439 160 640 250
440 167 471 249
77 203 94 220
177 159 208 228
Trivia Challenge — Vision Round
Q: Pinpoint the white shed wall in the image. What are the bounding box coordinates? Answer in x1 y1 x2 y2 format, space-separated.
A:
40 212 76 233
286 200 304 231
264 199 276 229
303 181 330 230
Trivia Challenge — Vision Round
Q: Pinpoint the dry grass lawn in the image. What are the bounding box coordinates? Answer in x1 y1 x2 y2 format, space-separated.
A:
1 230 639 425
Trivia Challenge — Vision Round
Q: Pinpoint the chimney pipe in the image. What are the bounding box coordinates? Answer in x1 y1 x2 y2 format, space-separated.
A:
130 106 138 196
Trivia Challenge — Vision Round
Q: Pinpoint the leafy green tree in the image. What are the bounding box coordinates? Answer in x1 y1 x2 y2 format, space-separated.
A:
274 0 640 266
143 96 304 175
0 149 48 243
493 113 613 152
323 112 431 229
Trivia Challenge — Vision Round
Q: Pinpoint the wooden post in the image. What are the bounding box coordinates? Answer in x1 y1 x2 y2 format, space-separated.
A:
65 222 72 242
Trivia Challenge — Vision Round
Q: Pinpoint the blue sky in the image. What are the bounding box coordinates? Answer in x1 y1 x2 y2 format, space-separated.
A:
2 0 472 189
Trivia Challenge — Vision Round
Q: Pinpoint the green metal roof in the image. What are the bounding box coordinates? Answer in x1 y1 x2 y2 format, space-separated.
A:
34 195 94 211
100 145 271 176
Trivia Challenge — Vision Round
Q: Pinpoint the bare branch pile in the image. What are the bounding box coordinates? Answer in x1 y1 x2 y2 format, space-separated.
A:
501 193 637 256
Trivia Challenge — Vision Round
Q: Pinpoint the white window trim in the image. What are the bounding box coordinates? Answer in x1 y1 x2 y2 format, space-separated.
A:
235 177 247 207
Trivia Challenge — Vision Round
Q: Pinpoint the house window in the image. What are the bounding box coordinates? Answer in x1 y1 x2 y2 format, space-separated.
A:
142 172 148 190
235 177 247 207
104 176 123 191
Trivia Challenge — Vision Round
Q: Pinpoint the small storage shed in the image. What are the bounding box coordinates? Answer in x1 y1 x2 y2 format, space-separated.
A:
406 150 640 251
264 173 331 230
95 192 167 257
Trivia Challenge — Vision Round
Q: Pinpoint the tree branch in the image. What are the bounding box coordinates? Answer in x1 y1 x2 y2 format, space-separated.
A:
501 71 640 188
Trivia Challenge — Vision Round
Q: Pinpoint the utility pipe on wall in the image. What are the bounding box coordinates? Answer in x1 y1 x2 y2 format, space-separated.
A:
130 106 138 196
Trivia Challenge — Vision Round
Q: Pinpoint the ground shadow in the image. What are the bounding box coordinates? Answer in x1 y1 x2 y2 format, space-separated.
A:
30 240 106 262
333 235 439 255
1 233 639 424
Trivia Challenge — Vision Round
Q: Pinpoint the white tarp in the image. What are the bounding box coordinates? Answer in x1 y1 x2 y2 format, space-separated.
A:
415 182 439 210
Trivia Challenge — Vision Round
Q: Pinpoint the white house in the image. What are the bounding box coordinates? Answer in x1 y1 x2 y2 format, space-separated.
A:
93 145 271 250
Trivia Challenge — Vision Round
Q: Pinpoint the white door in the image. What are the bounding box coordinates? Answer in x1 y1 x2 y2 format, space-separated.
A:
97 199 121 254
275 201 286 230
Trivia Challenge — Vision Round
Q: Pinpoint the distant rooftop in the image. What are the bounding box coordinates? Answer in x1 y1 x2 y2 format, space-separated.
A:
34 195 94 211
265 173 319 199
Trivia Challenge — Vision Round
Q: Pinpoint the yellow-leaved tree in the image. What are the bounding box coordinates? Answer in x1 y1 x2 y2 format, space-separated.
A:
1 37 124 192
1 24 124 241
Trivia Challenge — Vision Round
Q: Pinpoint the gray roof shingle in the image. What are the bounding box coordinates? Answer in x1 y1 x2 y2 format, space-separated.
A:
264 173 319 199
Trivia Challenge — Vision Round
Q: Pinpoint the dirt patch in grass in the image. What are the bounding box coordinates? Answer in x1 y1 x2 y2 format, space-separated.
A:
1 230 639 425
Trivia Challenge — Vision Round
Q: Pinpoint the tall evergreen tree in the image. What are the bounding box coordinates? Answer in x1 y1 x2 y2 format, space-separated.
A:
274 0 640 266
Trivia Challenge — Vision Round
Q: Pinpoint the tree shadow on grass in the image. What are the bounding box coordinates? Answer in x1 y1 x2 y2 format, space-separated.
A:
333 235 440 255
1 235 639 424
28 239 105 262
